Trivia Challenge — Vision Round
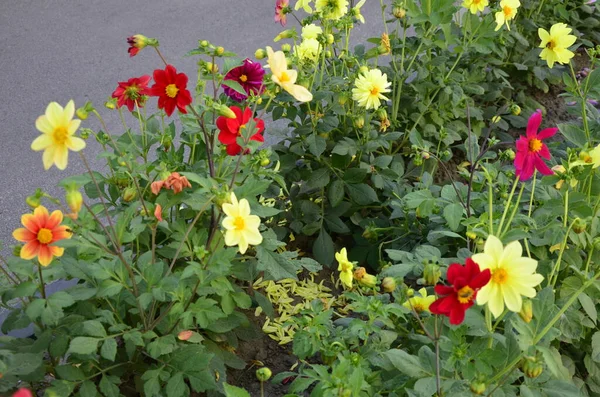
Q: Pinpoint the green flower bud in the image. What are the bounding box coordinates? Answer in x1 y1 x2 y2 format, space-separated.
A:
466 231 477 240
354 116 365 129
199 40 209 47
573 218 587 234
255 48 267 59
256 367 272 382
260 158 271 166
359 66 369 74
26 195 41 209
406 288 415 297
522 357 543 378
510 104 521 116
215 104 237 119
274 29 296 42
122 187 137 202
518 299 533 323
104 98 117 109
326 34 334 44
423 262 441 285
76 107 88 120
491 115 501 124
79 128 92 140
381 277 396 293
505 148 516 160
281 43 291 53
215 46 225 56
362 225 379 242
470 380 486 395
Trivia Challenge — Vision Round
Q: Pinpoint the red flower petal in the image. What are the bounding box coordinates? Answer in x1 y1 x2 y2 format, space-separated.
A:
469 268 491 289
226 142 242 156
537 127 557 140
538 144 551 160
526 110 542 138
218 130 238 145
216 116 231 134
534 155 553 176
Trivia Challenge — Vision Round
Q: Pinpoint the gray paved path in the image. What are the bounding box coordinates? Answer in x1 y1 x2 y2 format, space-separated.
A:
0 0 383 256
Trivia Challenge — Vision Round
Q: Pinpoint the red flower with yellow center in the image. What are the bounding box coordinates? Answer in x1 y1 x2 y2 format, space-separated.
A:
429 258 491 325
112 75 152 112
217 106 265 156
13 206 72 267
149 65 193 117
514 109 557 181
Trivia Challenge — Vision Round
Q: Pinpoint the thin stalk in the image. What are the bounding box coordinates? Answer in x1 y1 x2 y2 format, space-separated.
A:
154 47 168 66
38 264 46 299
547 219 576 287
497 177 520 235
523 173 537 257
500 184 525 238
563 188 569 228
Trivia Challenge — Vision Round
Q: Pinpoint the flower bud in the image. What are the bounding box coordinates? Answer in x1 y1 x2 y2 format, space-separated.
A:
104 98 117 110
215 104 237 119
354 116 365 129
205 62 218 74
325 50 332 58
256 367 272 382
518 299 533 323
406 288 415 297
26 195 41 209
593 237 600 251
338 94 349 106
122 187 137 202
260 158 271 166
13 245 22 257
491 115 501 124
505 148 516 160
510 104 522 116
326 34 334 44
178 330 193 341
65 189 83 219
274 29 296 42
573 218 587 234
76 107 88 120
359 66 369 74
470 380 486 395
215 46 225 56
281 43 291 53
79 128 92 140
154 204 163 222
193 245 209 260
466 231 477 240
199 40 209 47
522 357 543 378
358 273 377 288
255 48 267 59
382 277 396 293
423 263 441 285
362 225 379 242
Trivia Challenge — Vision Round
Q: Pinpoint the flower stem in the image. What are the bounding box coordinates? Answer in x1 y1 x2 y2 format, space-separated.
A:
497 177 520 235
569 62 591 146
548 219 576 287
523 172 537 257
154 47 168 67
563 188 569 228
500 183 525 238
38 264 46 299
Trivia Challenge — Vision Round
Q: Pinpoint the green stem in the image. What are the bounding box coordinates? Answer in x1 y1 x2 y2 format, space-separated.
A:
548 219 576 287
523 173 537 257
38 264 46 299
570 63 591 146
563 188 569 228
497 177 520 235
488 180 494 236
501 184 525 238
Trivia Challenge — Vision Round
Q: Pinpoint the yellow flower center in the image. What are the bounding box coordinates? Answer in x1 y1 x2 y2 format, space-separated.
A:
340 261 352 272
473 0 481 4
370 86 380 96
584 155 593 163
546 40 556 50
238 124 246 135
353 267 366 280
413 303 425 313
239 74 248 82
503 5 512 16
233 216 246 231
492 268 509 284
279 71 291 83
37 228 53 244
165 84 179 98
529 138 543 153
457 286 475 304
52 126 69 145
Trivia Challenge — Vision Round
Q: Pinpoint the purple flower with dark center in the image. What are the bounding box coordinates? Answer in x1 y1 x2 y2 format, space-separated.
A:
222 59 265 102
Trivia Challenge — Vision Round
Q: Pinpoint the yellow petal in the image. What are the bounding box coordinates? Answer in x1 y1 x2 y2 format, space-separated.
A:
63 100 75 125
488 284 505 317
68 119 81 135
35 115 54 134
503 285 522 312
54 145 69 170
284 83 313 102
45 102 64 125
31 134 52 151
42 146 56 170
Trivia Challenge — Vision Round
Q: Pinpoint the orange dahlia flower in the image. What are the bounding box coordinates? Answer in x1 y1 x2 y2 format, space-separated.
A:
12 206 72 266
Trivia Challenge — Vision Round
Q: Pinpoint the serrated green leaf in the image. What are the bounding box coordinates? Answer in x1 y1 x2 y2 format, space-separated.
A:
101 338 117 362
67 337 100 355
223 383 251 397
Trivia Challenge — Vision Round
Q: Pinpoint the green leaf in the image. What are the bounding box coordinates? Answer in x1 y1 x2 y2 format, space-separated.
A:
540 380 580 397
307 133 326 157
328 180 344 208
254 291 276 318
443 203 463 231
5 353 43 376
343 168 368 183
558 123 587 147
592 331 600 362
99 375 120 397
79 381 97 397
97 280 123 297
101 338 118 362
80 320 107 337
346 183 378 205
166 372 188 397
223 383 251 397
147 335 177 359
222 79 247 96
67 337 100 355
404 190 434 209
313 228 334 266
307 168 330 189
578 293 597 323
55 364 86 381
256 246 302 280
539 346 570 380
189 299 226 329
384 349 429 378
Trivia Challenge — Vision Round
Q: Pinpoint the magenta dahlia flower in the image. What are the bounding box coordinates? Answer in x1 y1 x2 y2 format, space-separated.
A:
275 0 289 26
222 59 265 102
514 109 557 181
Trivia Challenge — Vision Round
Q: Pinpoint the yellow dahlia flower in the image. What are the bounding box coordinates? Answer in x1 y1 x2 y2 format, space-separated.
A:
222 192 263 254
295 38 321 63
301 24 322 40
336 248 354 288
266 46 313 102
495 0 520 31
463 0 488 14
473 236 543 318
351 0 366 23
32 100 86 170
352 68 391 110
315 0 349 20
403 288 436 313
538 23 577 69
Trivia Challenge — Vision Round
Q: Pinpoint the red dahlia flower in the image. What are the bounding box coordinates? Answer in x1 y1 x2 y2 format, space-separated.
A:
13 389 33 397
127 34 149 57
217 106 265 156
275 0 289 26
112 75 151 112
222 59 265 102
514 109 557 181
149 65 193 117
429 258 491 325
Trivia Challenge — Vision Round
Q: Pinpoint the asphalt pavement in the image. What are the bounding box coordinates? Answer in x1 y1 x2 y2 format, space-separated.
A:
0 0 385 258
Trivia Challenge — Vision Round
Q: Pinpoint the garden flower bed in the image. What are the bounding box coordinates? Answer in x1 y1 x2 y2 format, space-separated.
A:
3 0 600 396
